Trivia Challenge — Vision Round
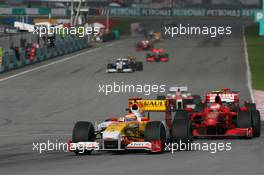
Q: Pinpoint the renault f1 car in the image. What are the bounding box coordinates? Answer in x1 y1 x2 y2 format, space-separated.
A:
157 86 202 111
68 98 193 155
146 48 169 62
106 57 143 73
147 31 162 42
136 39 153 51
178 88 261 138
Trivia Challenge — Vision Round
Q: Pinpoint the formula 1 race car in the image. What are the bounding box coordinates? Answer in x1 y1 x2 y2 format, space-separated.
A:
157 86 202 111
146 48 169 62
106 57 143 73
147 31 162 42
68 98 193 155
136 39 153 51
178 88 261 138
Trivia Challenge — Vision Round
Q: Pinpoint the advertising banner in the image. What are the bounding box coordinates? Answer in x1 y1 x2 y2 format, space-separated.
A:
97 7 260 17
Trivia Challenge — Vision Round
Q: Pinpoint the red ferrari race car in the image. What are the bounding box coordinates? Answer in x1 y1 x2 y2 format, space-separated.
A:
177 88 261 138
136 39 153 51
146 48 169 62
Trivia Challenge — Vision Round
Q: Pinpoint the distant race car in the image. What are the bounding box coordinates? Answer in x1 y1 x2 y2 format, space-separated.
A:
106 57 143 73
146 48 169 62
136 39 153 51
148 31 162 42
177 88 261 138
157 86 202 111
68 98 193 155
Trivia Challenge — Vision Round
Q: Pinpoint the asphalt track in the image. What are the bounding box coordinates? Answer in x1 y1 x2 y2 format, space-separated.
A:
0 19 263 175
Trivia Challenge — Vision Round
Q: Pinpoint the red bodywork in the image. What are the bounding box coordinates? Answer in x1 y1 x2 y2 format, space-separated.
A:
189 89 253 138
146 48 169 62
136 40 153 51
190 106 253 138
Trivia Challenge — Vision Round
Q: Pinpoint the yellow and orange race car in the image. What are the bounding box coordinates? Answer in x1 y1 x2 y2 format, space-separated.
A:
68 98 193 155
148 31 162 42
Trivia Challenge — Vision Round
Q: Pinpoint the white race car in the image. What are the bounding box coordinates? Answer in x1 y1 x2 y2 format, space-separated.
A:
157 86 202 110
106 57 143 73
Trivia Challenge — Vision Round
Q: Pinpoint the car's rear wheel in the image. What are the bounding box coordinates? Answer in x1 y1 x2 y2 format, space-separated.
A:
172 117 193 151
251 110 261 137
194 103 205 112
237 111 252 128
72 121 96 155
135 62 143 71
174 110 189 120
192 95 202 105
146 53 151 58
107 63 113 69
144 121 166 153
245 102 256 110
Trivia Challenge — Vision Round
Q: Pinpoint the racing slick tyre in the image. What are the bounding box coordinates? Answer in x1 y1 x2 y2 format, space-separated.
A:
172 118 193 149
229 103 239 112
135 62 143 71
194 103 205 113
156 95 166 100
245 103 257 110
72 121 96 155
174 110 189 120
192 95 202 105
160 53 169 59
146 53 152 59
107 63 113 69
251 110 261 137
237 111 252 128
144 121 166 153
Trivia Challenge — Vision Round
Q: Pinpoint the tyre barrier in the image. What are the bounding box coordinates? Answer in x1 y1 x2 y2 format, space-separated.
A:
0 36 91 73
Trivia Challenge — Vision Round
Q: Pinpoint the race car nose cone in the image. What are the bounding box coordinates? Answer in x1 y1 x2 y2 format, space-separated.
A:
103 131 120 140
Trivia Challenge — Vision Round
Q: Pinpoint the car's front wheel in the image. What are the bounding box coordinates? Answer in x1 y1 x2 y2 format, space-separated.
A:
72 121 95 155
144 121 166 153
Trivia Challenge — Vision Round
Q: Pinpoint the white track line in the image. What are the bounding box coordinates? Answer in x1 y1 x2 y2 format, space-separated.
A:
242 27 255 102
0 47 102 83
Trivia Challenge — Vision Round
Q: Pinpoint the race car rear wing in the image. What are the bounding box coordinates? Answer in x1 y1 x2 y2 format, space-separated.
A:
128 98 167 112
168 86 188 92
128 98 173 129
205 90 239 103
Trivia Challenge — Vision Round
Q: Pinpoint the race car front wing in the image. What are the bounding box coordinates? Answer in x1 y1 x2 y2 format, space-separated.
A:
68 140 163 153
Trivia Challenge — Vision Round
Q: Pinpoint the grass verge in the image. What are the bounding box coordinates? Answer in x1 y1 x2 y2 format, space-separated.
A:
245 25 264 90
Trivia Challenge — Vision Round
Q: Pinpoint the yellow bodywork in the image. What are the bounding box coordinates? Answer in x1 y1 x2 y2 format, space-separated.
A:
152 32 162 41
104 99 167 138
105 121 148 138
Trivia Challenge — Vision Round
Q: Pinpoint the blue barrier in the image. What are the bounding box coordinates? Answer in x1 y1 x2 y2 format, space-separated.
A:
0 36 91 73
